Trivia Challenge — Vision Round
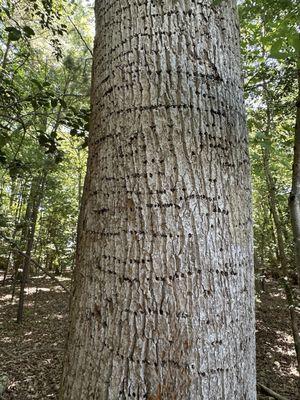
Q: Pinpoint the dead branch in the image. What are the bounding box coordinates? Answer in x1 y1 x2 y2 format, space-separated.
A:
258 382 290 400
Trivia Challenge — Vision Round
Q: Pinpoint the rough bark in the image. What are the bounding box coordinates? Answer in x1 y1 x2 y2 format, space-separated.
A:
60 1 256 399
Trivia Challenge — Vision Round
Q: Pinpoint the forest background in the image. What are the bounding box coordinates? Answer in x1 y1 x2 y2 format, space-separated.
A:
0 0 299 399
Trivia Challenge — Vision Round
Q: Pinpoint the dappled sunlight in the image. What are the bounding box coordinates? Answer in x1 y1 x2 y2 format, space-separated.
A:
274 332 296 345
55 276 71 282
50 285 69 292
51 314 64 320
25 287 50 294
1 275 298 400
270 291 286 300
289 366 299 378
31 275 48 280
0 274 69 400
256 280 299 398
275 344 296 357
0 294 16 302
1 337 13 343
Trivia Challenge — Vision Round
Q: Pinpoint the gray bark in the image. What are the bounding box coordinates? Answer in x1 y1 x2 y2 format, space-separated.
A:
60 1 256 399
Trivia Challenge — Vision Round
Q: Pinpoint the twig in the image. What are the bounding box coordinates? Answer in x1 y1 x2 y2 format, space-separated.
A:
258 382 290 400
63 6 93 56
0 232 70 294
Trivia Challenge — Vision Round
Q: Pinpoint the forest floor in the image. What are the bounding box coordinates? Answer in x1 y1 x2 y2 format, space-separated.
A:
0 275 299 400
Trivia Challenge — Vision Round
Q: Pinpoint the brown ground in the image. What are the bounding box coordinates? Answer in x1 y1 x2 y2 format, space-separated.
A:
256 280 299 399
0 275 298 399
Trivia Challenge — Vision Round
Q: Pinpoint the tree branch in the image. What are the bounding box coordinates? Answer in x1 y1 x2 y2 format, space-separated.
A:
258 382 290 400
63 7 93 56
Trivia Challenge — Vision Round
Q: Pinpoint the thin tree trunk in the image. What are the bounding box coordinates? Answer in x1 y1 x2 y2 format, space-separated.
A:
263 145 300 376
263 147 288 269
2 178 26 285
78 166 82 208
2 178 21 284
1 38 11 70
60 1 256 399
289 61 300 288
261 89 300 384
17 172 47 323
11 181 33 299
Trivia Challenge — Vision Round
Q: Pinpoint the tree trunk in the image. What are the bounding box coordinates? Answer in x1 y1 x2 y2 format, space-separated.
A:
262 147 288 270
11 180 33 299
2 178 25 285
261 84 300 384
263 144 300 376
289 63 300 288
17 172 46 323
60 1 256 399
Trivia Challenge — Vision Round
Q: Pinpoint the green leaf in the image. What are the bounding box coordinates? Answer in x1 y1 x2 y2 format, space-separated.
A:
31 78 43 89
70 128 78 136
51 98 58 107
290 33 300 54
0 132 9 147
8 160 24 179
38 133 50 146
60 98 67 108
23 25 35 38
0 150 7 164
5 27 22 41
270 40 284 59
